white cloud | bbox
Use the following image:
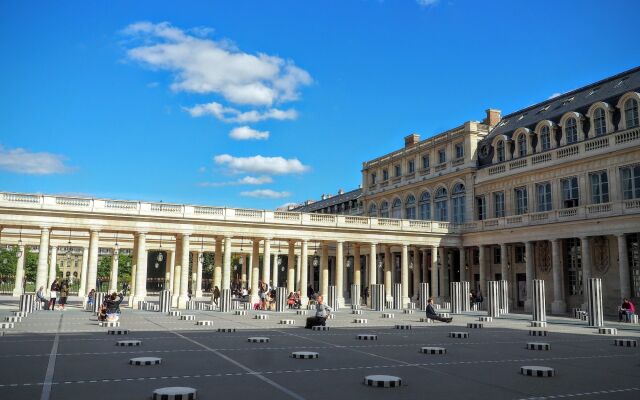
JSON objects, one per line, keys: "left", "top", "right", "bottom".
{"left": 548, "top": 92, "right": 562, "bottom": 99}
{"left": 184, "top": 101, "right": 297, "bottom": 123}
{"left": 417, "top": 0, "right": 439, "bottom": 6}
{"left": 198, "top": 175, "right": 273, "bottom": 187}
{"left": 214, "top": 154, "right": 310, "bottom": 175}
{"left": 122, "top": 21, "right": 312, "bottom": 106}
{"left": 240, "top": 189, "right": 291, "bottom": 199}
{"left": 0, "top": 144, "right": 72, "bottom": 175}
{"left": 229, "top": 126, "right": 269, "bottom": 140}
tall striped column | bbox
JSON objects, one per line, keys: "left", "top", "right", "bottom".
{"left": 587, "top": 278, "right": 603, "bottom": 327}
{"left": 392, "top": 283, "right": 402, "bottom": 310}
{"left": 219, "top": 288, "right": 232, "bottom": 313}
{"left": 419, "top": 283, "right": 429, "bottom": 311}
{"left": 276, "top": 287, "right": 287, "bottom": 312}
{"left": 93, "top": 292, "right": 105, "bottom": 314}
{"left": 450, "top": 282, "right": 462, "bottom": 314}
{"left": 351, "top": 284, "right": 361, "bottom": 307}
{"left": 327, "top": 285, "right": 338, "bottom": 310}
{"left": 499, "top": 280, "right": 509, "bottom": 314}
{"left": 20, "top": 294, "right": 34, "bottom": 313}
{"left": 461, "top": 281, "right": 471, "bottom": 312}
{"left": 371, "top": 283, "right": 385, "bottom": 311}
{"left": 532, "top": 279, "right": 546, "bottom": 325}
{"left": 159, "top": 290, "right": 171, "bottom": 313}
{"left": 487, "top": 281, "right": 500, "bottom": 317}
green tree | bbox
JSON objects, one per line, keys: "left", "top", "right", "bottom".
{"left": 0, "top": 246, "right": 18, "bottom": 276}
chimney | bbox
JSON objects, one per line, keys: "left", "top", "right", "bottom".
{"left": 338, "top": 188, "right": 344, "bottom": 195}
{"left": 321, "top": 194, "right": 326, "bottom": 200}
{"left": 484, "top": 109, "right": 502, "bottom": 127}
{"left": 404, "top": 133, "right": 420, "bottom": 148}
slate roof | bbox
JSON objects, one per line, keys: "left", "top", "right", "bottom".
{"left": 291, "top": 188, "right": 362, "bottom": 213}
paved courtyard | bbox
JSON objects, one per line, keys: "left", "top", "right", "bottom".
{"left": 1, "top": 299, "right": 639, "bottom": 400}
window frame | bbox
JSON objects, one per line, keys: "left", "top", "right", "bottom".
{"left": 493, "top": 191, "right": 505, "bottom": 218}
{"left": 536, "top": 182, "right": 552, "bottom": 212}
{"left": 514, "top": 186, "right": 528, "bottom": 215}
{"left": 589, "top": 170, "right": 609, "bottom": 204}
{"left": 560, "top": 176, "right": 579, "bottom": 208}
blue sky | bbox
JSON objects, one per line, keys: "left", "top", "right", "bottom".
{"left": 1, "top": 0, "right": 639, "bottom": 209}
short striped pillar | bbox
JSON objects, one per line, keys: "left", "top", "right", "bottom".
{"left": 531, "top": 279, "right": 546, "bottom": 325}
{"left": 371, "top": 284, "right": 385, "bottom": 311}
{"left": 449, "top": 282, "right": 462, "bottom": 314}
{"left": 392, "top": 283, "right": 402, "bottom": 310}
{"left": 276, "top": 287, "right": 287, "bottom": 312}
{"left": 499, "top": 280, "right": 509, "bottom": 314}
{"left": 219, "top": 288, "right": 232, "bottom": 313}
{"left": 159, "top": 290, "right": 171, "bottom": 313}
{"left": 351, "top": 284, "right": 361, "bottom": 307}
{"left": 461, "top": 281, "right": 471, "bottom": 312}
{"left": 587, "top": 278, "right": 603, "bottom": 327}
{"left": 327, "top": 285, "right": 338, "bottom": 310}
{"left": 487, "top": 281, "right": 500, "bottom": 317}
{"left": 419, "top": 283, "right": 429, "bottom": 311}
{"left": 19, "top": 294, "right": 34, "bottom": 313}
{"left": 93, "top": 292, "right": 105, "bottom": 313}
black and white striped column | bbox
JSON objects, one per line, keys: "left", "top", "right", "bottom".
{"left": 327, "top": 285, "right": 338, "bottom": 310}
{"left": 19, "top": 294, "right": 34, "bottom": 313}
{"left": 419, "top": 283, "right": 429, "bottom": 311}
{"left": 371, "top": 284, "right": 385, "bottom": 311}
{"left": 219, "top": 288, "right": 232, "bottom": 313}
{"left": 93, "top": 292, "right": 105, "bottom": 313}
{"left": 487, "top": 281, "right": 500, "bottom": 318}
{"left": 499, "top": 280, "right": 509, "bottom": 314}
{"left": 587, "top": 278, "right": 603, "bottom": 327}
{"left": 532, "top": 279, "right": 546, "bottom": 325}
{"left": 275, "top": 287, "right": 287, "bottom": 312}
{"left": 159, "top": 290, "right": 171, "bottom": 313}
{"left": 392, "top": 283, "right": 402, "bottom": 310}
{"left": 449, "top": 282, "right": 462, "bottom": 314}
{"left": 351, "top": 284, "right": 361, "bottom": 307}
{"left": 461, "top": 281, "right": 470, "bottom": 312}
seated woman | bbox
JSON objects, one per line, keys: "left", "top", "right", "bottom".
{"left": 287, "top": 292, "right": 296, "bottom": 309}
{"left": 104, "top": 292, "right": 124, "bottom": 322}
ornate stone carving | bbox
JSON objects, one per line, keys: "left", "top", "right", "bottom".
{"left": 535, "top": 241, "right": 551, "bottom": 273}
{"left": 592, "top": 236, "right": 610, "bottom": 276}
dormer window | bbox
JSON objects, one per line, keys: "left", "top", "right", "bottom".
{"left": 594, "top": 108, "right": 607, "bottom": 136}
{"left": 540, "top": 126, "right": 551, "bottom": 151}
{"left": 625, "top": 98, "right": 639, "bottom": 128}
{"left": 517, "top": 134, "right": 527, "bottom": 157}
{"left": 496, "top": 141, "right": 505, "bottom": 162}
{"left": 565, "top": 118, "right": 578, "bottom": 144}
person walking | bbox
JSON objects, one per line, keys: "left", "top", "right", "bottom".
{"left": 58, "top": 278, "right": 70, "bottom": 310}
{"left": 48, "top": 278, "right": 60, "bottom": 311}
{"left": 213, "top": 286, "right": 220, "bottom": 306}
{"left": 425, "top": 298, "right": 452, "bottom": 323}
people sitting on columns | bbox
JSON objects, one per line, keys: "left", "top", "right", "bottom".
{"left": 425, "top": 298, "right": 452, "bottom": 323}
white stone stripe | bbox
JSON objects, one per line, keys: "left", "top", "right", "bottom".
{"left": 532, "top": 279, "right": 546, "bottom": 324}
{"left": 39, "top": 314, "right": 62, "bottom": 400}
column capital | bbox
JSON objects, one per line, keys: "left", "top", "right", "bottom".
{"left": 40, "top": 226, "right": 51, "bottom": 232}
{"left": 89, "top": 228, "right": 101, "bottom": 233}
{"left": 616, "top": 232, "right": 627, "bottom": 238}
{"left": 335, "top": 240, "right": 344, "bottom": 244}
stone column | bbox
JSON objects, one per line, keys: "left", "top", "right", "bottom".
{"left": 247, "top": 253, "right": 253, "bottom": 290}
{"left": 35, "top": 227, "right": 50, "bottom": 294}
{"left": 262, "top": 238, "right": 271, "bottom": 286}
{"left": 222, "top": 236, "right": 232, "bottom": 290}
{"left": 300, "top": 240, "right": 309, "bottom": 306}
{"left": 167, "top": 250, "right": 175, "bottom": 294}
{"left": 412, "top": 247, "right": 420, "bottom": 300}
{"left": 459, "top": 246, "right": 466, "bottom": 282}
{"left": 213, "top": 238, "right": 222, "bottom": 290}
{"left": 295, "top": 252, "right": 301, "bottom": 290}
{"left": 272, "top": 252, "right": 279, "bottom": 288}
{"left": 581, "top": 236, "right": 591, "bottom": 309}
{"left": 194, "top": 250, "right": 203, "bottom": 297}
{"left": 439, "top": 247, "right": 447, "bottom": 300}
{"left": 422, "top": 249, "right": 429, "bottom": 287}
{"left": 478, "top": 245, "right": 487, "bottom": 300}
{"left": 12, "top": 244, "right": 26, "bottom": 296}
{"left": 320, "top": 242, "right": 329, "bottom": 296}
{"left": 524, "top": 241, "right": 534, "bottom": 312}
{"left": 48, "top": 246, "right": 58, "bottom": 291}
{"left": 383, "top": 245, "right": 392, "bottom": 301}
{"left": 87, "top": 230, "right": 100, "bottom": 293}
{"left": 78, "top": 246, "right": 89, "bottom": 296}
{"left": 551, "top": 239, "right": 566, "bottom": 314}
{"left": 172, "top": 237, "right": 181, "bottom": 308}
{"left": 353, "top": 244, "right": 361, "bottom": 287}
{"left": 287, "top": 240, "right": 296, "bottom": 294}
{"left": 336, "top": 240, "right": 344, "bottom": 307}
{"left": 241, "top": 254, "right": 248, "bottom": 288}
{"left": 617, "top": 233, "right": 630, "bottom": 299}
{"left": 130, "top": 235, "right": 138, "bottom": 296}
{"left": 430, "top": 247, "right": 438, "bottom": 298}
{"left": 368, "top": 243, "right": 377, "bottom": 305}
{"left": 133, "top": 232, "right": 147, "bottom": 305}
{"left": 500, "top": 243, "right": 508, "bottom": 281}
{"left": 401, "top": 244, "right": 410, "bottom": 307}
{"left": 178, "top": 234, "right": 190, "bottom": 308}
{"left": 250, "top": 238, "right": 260, "bottom": 305}
{"left": 109, "top": 249, "right": 119, "bottom": 293}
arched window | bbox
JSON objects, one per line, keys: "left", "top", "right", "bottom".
{"left": 565, "top": 118, "right": 578, "bottom": 144}
{"left": 391, "top": 198, "right": 402, "bottom": 219}
{"left": 451, "top": 183, "right": 465, "bottom": 223}
{"left": 435, "top": 187, "right": 448, "bottom": 222}
{"left": 540, "top": 126, "right": 551, "bottom": 151}
{"left": 368, "top": 203, "right": 377, "bottom": 217}
{"left": 419, "top": 191, "right": 431, "bottom": 220}
{"left": 594, "top": 108, "right": 607, "bottom": 136}
{"left": 496, "top": 141, "right": 505, "bottom": 162}
{"left": 380, "top": 201, "right": 389, "bottom": 218}
{"left": 517, "top": 134, "right": 527, "bottom": 157}
{"left": 405, "top": 194, "right": 416, "bottom": 220}
{"left": 625, "top": 98, "right": 639, "bottom": 128}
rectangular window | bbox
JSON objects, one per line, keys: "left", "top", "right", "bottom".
{"left": 561, "top": 176, "right": 579, "bottom": 208}
{"left": 408, "top": 160, "right": 415, "bottom": 173}
{"left": 515, "top": 245, "right": 525, "bottom": 263}
{"left": 371, "top": 173, "right": 377, "bottom": 185}
{"left": 621, "top": 164, "right": 640, "bottom": 200}
{"left": 590, "top": 171, "right": 609, "bottom": 204}
{"left": 438, "top": 149, "right": 446, "bottom": 164}
{"left": 382, "top": 169, "right": 388, "bottom": 181}
{"left": 476, "top": 196, "right": 486, "bottom": 220}
{"left": 455, "top": 142, "right": 464, "bottom": 159}
{"left": 494, "top": 191, "right": 505, "bottom": 218}
{"left": 422, "top": 155, "right": 430, "bottom": 169}
{"left": 394, "top": 165, "right": 401, "bottom": 177}
{"left": 515, "top": 187, "right": 528, "bottom": 215}
{"left": 536, "top": 182, "right": 552, "bottom": 212}
{"left": 493, "top": 246, "right": 501, "bottom": 264}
